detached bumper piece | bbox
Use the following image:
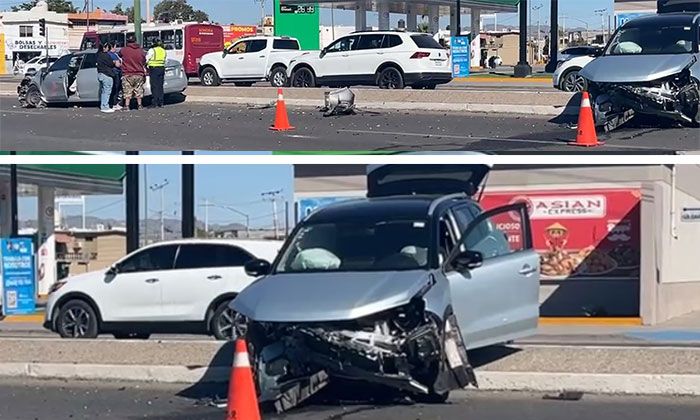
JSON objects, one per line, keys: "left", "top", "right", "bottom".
{"left": 590, "top": 70, "right": 700, "bottom": 132}
{"left": 250, "top": 311, "right": 476, "bottom": 413}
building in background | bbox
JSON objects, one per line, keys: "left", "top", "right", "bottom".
{"left": 55, "top": 229, "right": 126, "bottom": 277}
{"left": 67, "top": 8, "right": 128, "bottom": 50}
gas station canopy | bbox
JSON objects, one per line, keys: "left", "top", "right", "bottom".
{"left": 281, "top": 0, "right": 520, "bottom": 14}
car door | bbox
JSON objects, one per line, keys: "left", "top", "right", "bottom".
{"left": 353, "top": 34, "right": 386, "bottom": 78}
{"left": 243, "top": 39, "right": 270, "bottom": 78}
{"left": 316, "top": 35, "right": 359, "bottom": 79}
{"left": 445, "top": 202, "right": 540, "bottom": 350}
{"left": 220, "top": 40, "right": 251, "bottom": 78}
{"left": 40, "top": 54, "right": 72, "bottom": 102}
{"left": 75, "top": 53, "right": 99, "bottom": 102}
{"left": 98, "top": 244, "right": 179, "bottom": 322}
{"left": 160, "top": 243, "right": 256, "bottom": 321}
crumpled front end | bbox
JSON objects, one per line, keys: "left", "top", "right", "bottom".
{"left": 588, "top": 68, "right": 700, "bottom": 132}
{"left": 245, "top": 301, "right": 477, "bottom": 413}
{"left": 17, "top": 75, "right": 33, "bottom": 108}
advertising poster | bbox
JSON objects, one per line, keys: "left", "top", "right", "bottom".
{"left": 224, "top": 25, "right": 257, "bottom": 45}
{"left": 481, "top": 189, "right": 641, "bottom": 280}
{"left": 1, "top": 238, "right": 36, "bottom": 316}
{"left": 615, "top": 11, "right": 655, "bottom": 28}
{"left": 451, "top": 36, "right": 470, "bottom": 78}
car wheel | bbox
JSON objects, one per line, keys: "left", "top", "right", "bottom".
{"left": 113, "top": 332, "right": 151, "bottom": 340}
{"left": 212, "top": 300, "right": 243, "bottom": 341}
{"left": 561, "top": 69, "right": 587, "bottom": 93}
{"left": 291, "top": 67, "right": 316, "bottom": 88}
{"left": 25, "top": 85, "right": 46, "bottom": 108}
{"left": 377, "top": 67, "right": 404, "bottom": 89}
{"left": 200, "top": 68, "right": 220, "bottom": 87}
{"left": 56, "top": 300, "right": 98, "bottom": 339}
{"left": 269, "top": 67, "right": 288, "bottom": 88}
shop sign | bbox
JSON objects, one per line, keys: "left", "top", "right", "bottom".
{"left": 681, "top": 208, "right": 700, "bottom": 222}
{"left": 224, "top": 25, "right": 257, "bottom": 44}
{"left": 451, "top": 36, "right": 470, "bottom": 78}
{"left": 297, "top": 196, "right": 356, "bottom": 221}
{"left": 481, "top": 189, "right": 641, "bottom": 280}
{"left": 1, "top": 238, "right": 36, "bottom": 316}
{"left": 280, "top": 4, "right": 316, "bottom": 14}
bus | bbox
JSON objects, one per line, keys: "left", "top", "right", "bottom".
{"left": 80, "top": 22, "right": 224, "bottom": 77}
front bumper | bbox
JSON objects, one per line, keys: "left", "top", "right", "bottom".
{"left": 404, "top": 72, "right": 453, "bottom": 86}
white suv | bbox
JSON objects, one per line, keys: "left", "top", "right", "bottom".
{"left": 43, "top": 239, "right": 282, "bottom": 340}
{"left": 287, "top": 30, "right": 452, "bottom": 89}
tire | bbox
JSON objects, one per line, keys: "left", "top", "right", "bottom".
{"left": 200, "top": 67, "right": 220, "bottom": 87}
{"left": 425, "top": 84, "right": 437, "bottom": 90}
{"left": 113, "top": 332, "right": 151, "bottom": 340}
{"left": 290, "top": 67, "right": 316, "bottom": 88}
{"left": 234, "top": 82, "right": 254, "bottom": 87}
{"left": 269, "top": 66, "right": 288, "bottom": 88}
{"left": 377, "top": 66, "right": 404, "bottom": 89}
{"left": 560, "top": 68, "right": 587, "bottom": 93}
{"left": 211, "top": 300, "right": 241, "bottom": 341}
{"left": 25, "top": 85, "right": 46, "bottom": 108}
{"left": 56, "top": 299, "right": 99, "bottom": 339}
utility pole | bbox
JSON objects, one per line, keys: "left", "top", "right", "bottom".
{"left": 150, "top": 179, "right": 169, "bottom": 241}
{"left": 204, "top": 202, "right": 251, "bottom": 239}
{"left": 254, "top": 0, "right": 266, "bottom": 28}
{"left": 134, "top": 0, "right": 142, "bottom": 46}
{"left": 331, "top": 2, "right": 335, "bottom": 40}
{"left": 146, "top": 0, "right": 151, "bottom": 23}
{"left": 595, "top": 8, "right": 607, "bottom": 44}
{"left": 261, "top": 190, "right": 282, "bottom": 240}
{"left": 143, "top": 164, "right": 148, "bottom": 245}
{"left": 533, "top": 3, "right": 543, "bottom": 62}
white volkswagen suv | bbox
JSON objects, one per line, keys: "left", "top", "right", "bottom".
{"left": 43, "top": 239, "right": 282, "bottom": 340}
{"left": 287, "top": 30, "right": 452, "bottom": 89}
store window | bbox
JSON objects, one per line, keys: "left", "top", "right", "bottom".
{"left": 20, "top": 26, "right": 33, "bottom": 38}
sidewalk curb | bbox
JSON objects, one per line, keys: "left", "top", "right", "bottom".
{"left": 1, "top": 362, "right": 699, "bottom": 396}
{"left": 185, "top": 95, "right": 577, "bottom": 117}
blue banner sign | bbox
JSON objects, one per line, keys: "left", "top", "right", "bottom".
{"left": 616, "top": 12, "right": 654, "bottom": 28}
{"left": 451, "top": 36, "right": 471, "bottom": 78}
{"left": 1, "top": 238, "right": 36, "bottom": 316}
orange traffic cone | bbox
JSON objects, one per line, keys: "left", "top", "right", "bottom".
{"left": 269, "top": 88, "right": 294, "bottom": 131}
{"left": 570, "top": 91, "right": 604, "bottom": 147}
{"left": 225, "top": 339, "right": 261, "bottom": 420}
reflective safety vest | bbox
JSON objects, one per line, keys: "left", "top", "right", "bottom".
{"left": 148, "top": 47, "right": 166, "bottom": 68}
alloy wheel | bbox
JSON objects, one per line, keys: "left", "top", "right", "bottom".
{"left": 61, "top": 307, "right": 91, "bottom": 338}
{"left": 563, "top": 71, "right": 586, "bottom": 92}
{"left": 272, "top": 71, "right": 286, "bottom": 87}
{"left": 202, "top": 72, "right": 214, "bottom": 86}
{"left": 380, "top": 69, "right": 401, "bottom": 89}
{"left": 216, "top": 307, "right": 243, "bottom": 340}
{"left": 292, "top": 70, "right": 312, "bottom": 87}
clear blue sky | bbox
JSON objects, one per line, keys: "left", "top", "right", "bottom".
{"left": 1, "top": 0, "right": 616, "bottom": 28}
{"left": 19, "top": 157, "right": 294, "bottom": 229}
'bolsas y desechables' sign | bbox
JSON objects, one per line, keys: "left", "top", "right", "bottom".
{"left": 1, "top": 238, "right": 36, "bottom": 316}
{"left": 451, "top": 36, "right": 470, "bottom": 78}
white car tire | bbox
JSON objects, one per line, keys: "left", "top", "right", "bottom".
{"left": 200, "top": 67, "right": 221, "bottom": 87}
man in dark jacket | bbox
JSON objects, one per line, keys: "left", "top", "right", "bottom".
{"left": 119, "top": 35, "right": 147, "bottom": 110}
{"left": 96, "top": 43, "right": 116, "bottom": 113}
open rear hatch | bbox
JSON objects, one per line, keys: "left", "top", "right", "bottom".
{"left": 366, "top": 164, "right": 492, "bottom": 198}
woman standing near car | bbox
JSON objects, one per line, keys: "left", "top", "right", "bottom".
{"left": 96, "top": 43, "right": 117, "bottom": 113}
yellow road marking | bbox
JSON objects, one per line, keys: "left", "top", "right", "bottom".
{"left": 539, "top": 317, "right": 643, "bottom": 326}
{"left": 1, "top": 314, "right": 45, "bottom": 323}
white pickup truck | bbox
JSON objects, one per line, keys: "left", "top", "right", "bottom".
{"left": 198, "top": 36, "right": 301, "bottom": 88}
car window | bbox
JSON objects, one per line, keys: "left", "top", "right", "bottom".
{"left": 174, "top": 244, "right": 255, "bottom": 269}
{"left": 411, "top": 34, "right": 444, "bottom": 49}
{"left": 161, "top": 29, "right": 183, "bottom": 50}
{"left": 229, "top": 40, "right": 249, "bottom": 54}
{"left": 381, "top": 35, "right": 404, "bottom": 48}
{"left": 438, "top": 216, "right": 458, "bottom": 265}
{"left": 606, "top": 25, "right": 695, "bottom": 55}
{"left": 326, "top": 36, "right": 358, "bottom": 53}
{"left": 276, "top": 218, "right": 430, "bottom": 273}
{"left": 357, "top": 34, "right": 385, "bottom": 50}
{"left": 80, "top": 54, "right": 97, "bottom": 69}
{"left": 461, "top": 206, "right": 528, "bottom": 261}
{"left": 273, "top": 39, "right": 300, "bottom": 50}
{"left": 247, "top": 39, "right": 268, "bottom": 53}
{"left": 48, "top": 54, "right": 73, "bottom": 72}
{"left": 143, "top": 31, "right": 160, "bottom": 49}
{"left": 117, "top": 245, "right": 178, "bottom": 274}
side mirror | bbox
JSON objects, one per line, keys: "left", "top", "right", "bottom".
{"left": 320, "top": 48, "right": 327, "bottom": 59}
{"left": 244, "top": 259, "right": 271, "bottom": 277}
{"left": 222, "top": 50, "right": 228, "bottom": 58}
{"left": 451, "top": 250, "right": 484, "bottom": 272}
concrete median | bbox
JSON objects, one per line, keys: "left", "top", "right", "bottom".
{"left": 0, "top": 83, "right": 578, "bottom": 117}
{"left": 1, "top": 338, "right": 700, "bottom": 396}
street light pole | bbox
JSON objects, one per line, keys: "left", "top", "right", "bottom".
{"left": 533, "top": 4, "right": 543, "bottom": 62}
{"left": 262, "top": 190, "right": 282, "bottom": 240}
{"left": 134, "top": 0, "right": 142, "bottom": 46}
{"left": 150, "top": 179, "right": 169, "bottom": 241}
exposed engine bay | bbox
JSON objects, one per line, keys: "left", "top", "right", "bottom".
{"left": 589, "top": 69, "right": 700, "bottom": 132}
{"left": 244, "top": 302, "right": 477, "bottom": 413}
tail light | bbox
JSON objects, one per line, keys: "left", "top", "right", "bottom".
{"left": 187, "top": 53, "right": 193, "bottom": 69}
{"left": 410, "top": 51, "right": 431, "bottom": 59}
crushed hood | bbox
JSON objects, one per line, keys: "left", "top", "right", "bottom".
{"left": 581, "top": 54, "right": 697, "bottom": 83}
{"left": 231, "top": 270, "right": 432, "bottom": 322}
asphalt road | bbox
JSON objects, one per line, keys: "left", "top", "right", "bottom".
{"left": 1, "top": 100, "right": 697, "bottom": 153}
{"left": 0, "top": 378, "right": 698, "bottom": 420}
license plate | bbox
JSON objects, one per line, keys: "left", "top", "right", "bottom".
{"left": 434, "top": 61, "right": 444, "bottom": 66}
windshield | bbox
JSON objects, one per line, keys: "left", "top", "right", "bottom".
{"left": 606, "top": 25, "right": 696, "bottom": 55}
{"left": 276, "top": 219, "right": 430, "bottom": 273}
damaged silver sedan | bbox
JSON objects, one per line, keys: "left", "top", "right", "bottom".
{"left": 231, "top": 164, "right": 540, "bottom": 412}
{"left": 580, "top": 12, "right": 700, "bottom": 132}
